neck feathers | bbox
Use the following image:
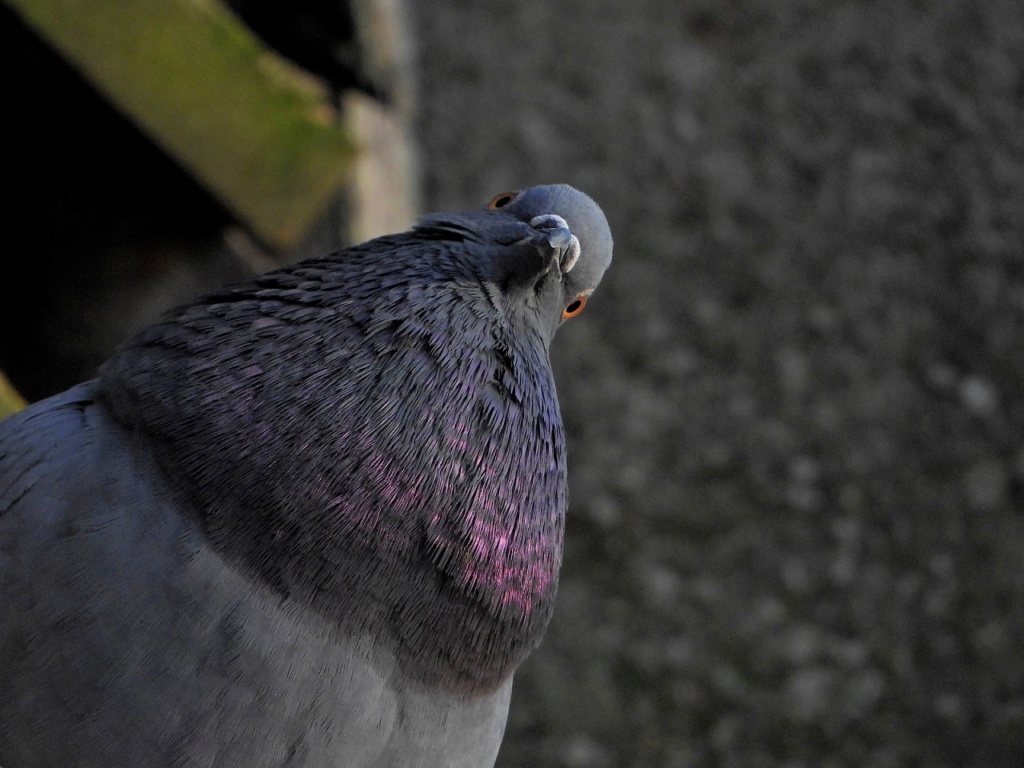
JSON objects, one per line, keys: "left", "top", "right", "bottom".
{"left": 100, "top": 239, "right": 567, "bottom": 693}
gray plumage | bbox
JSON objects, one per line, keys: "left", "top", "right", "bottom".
{"left": 0, "top": 184, "right": 612, "bottom": 767}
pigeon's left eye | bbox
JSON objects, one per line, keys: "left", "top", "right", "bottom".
{"left": 562, "top": 293, "right": 589, "bottom": 320}
{"left": 488, "top": 191, "right": 519, "bottom": 209}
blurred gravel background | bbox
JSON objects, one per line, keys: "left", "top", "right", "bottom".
{"left": 411, "top": 1, "right": 1024, "bottom": 766}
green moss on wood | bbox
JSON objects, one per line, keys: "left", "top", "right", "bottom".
{"left": 0, "top": 370, "right": 27, "bottom": 419}
{"left": 6, "top": 0, "right": 355, "bottom": 248}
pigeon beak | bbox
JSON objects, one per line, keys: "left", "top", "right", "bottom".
{"left": 558, "top": 236, "right": 581, "bottom": 274}
{"left": 528, "top": 214, "right": 581, "bottom": 279}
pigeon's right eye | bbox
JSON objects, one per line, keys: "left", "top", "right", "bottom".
{"left": 488, "top": 191, "right": 518, "bottom": 209}
{"left": 561, "top": 292, "right": 590, "bottom": 320}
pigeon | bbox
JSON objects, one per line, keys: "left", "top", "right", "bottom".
{"left": 0, "top": 184, "right": 613, "bottom": 767}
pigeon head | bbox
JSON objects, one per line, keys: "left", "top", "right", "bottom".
{"left": 417, "top": 183, "right": 613, "bottom": 340}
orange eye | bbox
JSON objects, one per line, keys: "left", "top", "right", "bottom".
{"left": 561, "top": 293, "right": 589, "bottom": 320}
{"left": 488, "top": 191, "right": 519, "bottom": 209}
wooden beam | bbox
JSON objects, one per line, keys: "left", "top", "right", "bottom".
{"left": 5, "top": 0, "right": 356, "bottom": 249}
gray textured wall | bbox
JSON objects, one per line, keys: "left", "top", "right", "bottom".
{"left": 413, "top": 2, "right": 1024, "bottom": 766}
